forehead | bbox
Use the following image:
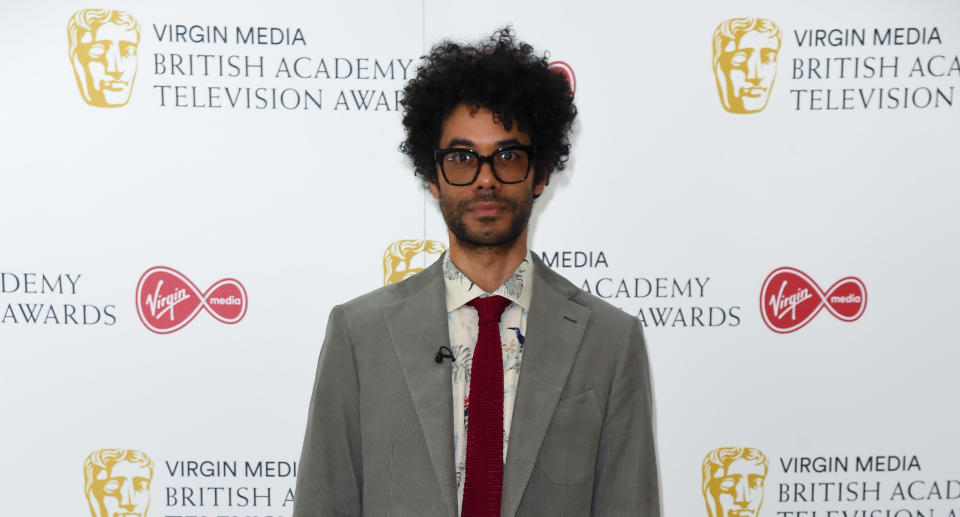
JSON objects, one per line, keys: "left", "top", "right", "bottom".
{"left": 439, "top": 104, "right": 530, "bottom": 145}
{"left": 91, "top": 22, "right": 138, "bottom": 43}
{"left": 719, "top": 458, "right": 766, "bottom": 477}
{"left": 101, "top": 460, "right": 151, "bottom": 479}
{"left": 734, "top": 30, "right": 779, "bottom": 51}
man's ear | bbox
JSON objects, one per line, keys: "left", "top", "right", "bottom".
{"left": 532, "top": 172, "right": 548, "bottom": 198}
{"left": 428, "top": 179, "right": 441, "bottom": 200}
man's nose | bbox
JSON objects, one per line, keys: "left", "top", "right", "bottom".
{"left": 105, "top": 45, "right": 122, "bottom": 79}
{"left": 734, "top": 480, "right": 749, "bottom": 507}
{"left": 119, "top": 482, "right": 135, "bottom": 510}
{"left": 745, "top": 53, "right": 762, "bottom": 84}
{"left": 473, "top": 159, "right": 501, "bottom": 189}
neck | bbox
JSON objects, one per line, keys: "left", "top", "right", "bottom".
{"left": 447, "top": 228, "right": 529, "bottom": 293}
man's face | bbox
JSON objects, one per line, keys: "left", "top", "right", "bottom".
{"left": 708, "top": 458, "right": 766, "bottom": 517}
{"left": 91, "top": 460, "right": 151, "bottom": 517}
{"left": 75, "top": 21, "right": 139, "bottom": 106}
{"left": 717, "top": 30, "right": 779, "bottom": 113}
{"left": 428, "top": 104, "right": 545, "bottom": 249}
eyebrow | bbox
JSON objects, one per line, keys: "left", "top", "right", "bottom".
{"left": 444, "top": 137, "right": 525, "bottom": 148}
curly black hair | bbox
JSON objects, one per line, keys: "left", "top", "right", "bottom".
{"left": 399, "top": 27, "right": 577, "bottom": 186}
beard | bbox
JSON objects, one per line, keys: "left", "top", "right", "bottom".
{"left": 439, "top": 189, "right": 533, "bottom": 250}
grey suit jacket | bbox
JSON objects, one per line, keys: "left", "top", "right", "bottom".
{"left": 292, "top": 254, "right": 660, "bottom": 516}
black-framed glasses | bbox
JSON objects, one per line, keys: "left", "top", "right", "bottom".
{"left": 434, "top": 145, "right": 534, "bottom": 186}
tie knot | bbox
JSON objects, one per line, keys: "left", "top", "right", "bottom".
{"left": 467, "top": 295, "right": 512, "bottom": 324}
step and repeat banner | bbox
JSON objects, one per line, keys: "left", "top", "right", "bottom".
{"left": 1, "top": 1, "right": 958, "bottom": 516}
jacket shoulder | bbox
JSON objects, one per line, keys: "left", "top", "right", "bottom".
{"left": 335, "top": 258, "right": 443, "bottom": 323}
{"left": 533, "top": 254, "right": 638, "bottom": 331}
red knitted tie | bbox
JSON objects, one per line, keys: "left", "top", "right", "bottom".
{"left": 462, "top": 295, "right": 512, "bottom": 517}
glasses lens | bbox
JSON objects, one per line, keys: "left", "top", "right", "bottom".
{"left": 441, "top": 150, "right": 478, "bottom": 184}
{"left": 493, "top": 148, "right": 530, "bottom": 183}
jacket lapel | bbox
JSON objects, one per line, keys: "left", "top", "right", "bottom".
{"left": 501, "top": 257, "right": 591, "bottom": 517}
{"left": 383, "top": 260, "right": 458, "bottom": 517}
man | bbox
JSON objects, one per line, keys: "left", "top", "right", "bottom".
{"left": 68, "top": 9, "right": 140, "bottom": 107}
{"left": 701, "top": 447, "right": 769, "bottom": 517}
{"left": 83, "top": 448, "right": 154, "bottom": 517}
{"left": 293, "top": 28, "right": 659, "bottom": 516}
{"left": 712, "top": 18, "right": 782, "bottom": 114}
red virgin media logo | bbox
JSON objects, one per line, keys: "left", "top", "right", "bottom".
{"left": 548, "top": 61, "right": 576, "bottom": 95}
{"left": 135, "top": 266, "right": 247, "bottom": 334}
{"left": 760, "top": 267, "right": 866, "bottom": 333}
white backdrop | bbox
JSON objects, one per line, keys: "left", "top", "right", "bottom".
{"left": 1, "top": 1, "right": 958, "bottom": 516}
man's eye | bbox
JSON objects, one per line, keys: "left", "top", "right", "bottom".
{"left": 762, "top": 50, "right": 778, "bottom": 64}
{"left": 719, "top": 478, "right": 735, "bottom": 491}
{"left": 88, "top": 43, "right": 106, "bottom": 59}
{"left": 121, "top": 43, "right": 138, "bottom": 58}
{"left": 135, "top": 479, "right": 150, "bottom": 491}
{"left": 497, "top": 150, "right": 518, "bottom": 161}
{"left": 103, "top": 480, "right": 121, "bottom": 493}
{"left": 730, "top": 51, "right": 748, "bottom": 67}
{"left": 750, "top": 476, "right": 765, "bottom": 489}
{"left": 446, "top": 152, "right": 474, "bottom": 164}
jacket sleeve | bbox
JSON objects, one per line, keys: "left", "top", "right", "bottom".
{"left": 591, "top": 318, "right": 661, "bottom": 516}
{"left": 292, "top": 305, "right": 363, "bottom": 517}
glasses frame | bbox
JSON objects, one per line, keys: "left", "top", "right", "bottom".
{"left": 433, "top": 145, "right": 535, "bottom": 186}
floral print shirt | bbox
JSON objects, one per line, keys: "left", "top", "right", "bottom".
{"left": 443, "top": 251, "right": 533, "bottom": 514}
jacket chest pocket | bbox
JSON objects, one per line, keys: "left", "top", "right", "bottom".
{"left": 538, "top": 388, "right": 603, "bottom": 485}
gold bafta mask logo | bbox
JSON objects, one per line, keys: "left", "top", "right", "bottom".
{"left": 383, "top": 239, "right": 447, "bottom": 285}
{"left": 84, "top": 449, "right": 154, "bottom": 517}
{"left": 713, "top": 18, "right": 782, "bottom": 113}
{"left": 702, "top": 447, "right": 769, "bottom": 517}
{"left": 68, "top": 9, "right": 141, "bottom": 107}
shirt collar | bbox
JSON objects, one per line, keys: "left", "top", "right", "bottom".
{"left": 442, "top": 250, "right": 534, "bottom": 312}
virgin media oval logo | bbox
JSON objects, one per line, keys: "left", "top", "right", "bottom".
{"left": 760, "top": 267, "right": 866, "bottom": 333}
{"left": 135, "top": 266, "right": 247, "bottom": 334}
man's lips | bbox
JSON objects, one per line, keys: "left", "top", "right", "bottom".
{"left": 740, "top": 86, "right": 766, "bottom": 98}
{"left": 100, "top": 80, "right": 129, "bottom": 91}
{"left": 468, "top": 202, "right": 505, "bottom": 216}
